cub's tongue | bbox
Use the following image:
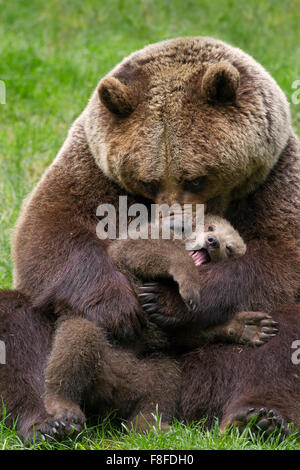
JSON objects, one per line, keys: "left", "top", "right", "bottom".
{"left": 189, "top": 249, "right": 210, "bottom": 267}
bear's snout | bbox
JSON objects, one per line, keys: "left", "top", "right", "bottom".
{"left": 205, "top": 235, "right": 219, "bottom": 250}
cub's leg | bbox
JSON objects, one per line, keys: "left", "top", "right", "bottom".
{"left": 108, "top": 237, "right": 202, "bottom": 310}
{"left": 43, "top": 318, "right": 180, "bottom": 438}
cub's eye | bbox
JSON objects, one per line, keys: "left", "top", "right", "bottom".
{"left": 139, "top": 181, "right": 157, "bottom": 196}
{"left": 207, "top": 226, "right": 214, "bottom": 232}
{"left": 226, "top": 246, "right": 233, "bottom": 256}
{"left": 184, "top": 176, "right": 206, "bottom": 193}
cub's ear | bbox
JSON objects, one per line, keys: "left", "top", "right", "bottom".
{"left": 201, "top": 61, "right": 240, "bottom": 103}
{"left": 98, "top": 77, "right": 136, "bottom": 116}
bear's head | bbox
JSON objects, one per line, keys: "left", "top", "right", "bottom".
{"left": 84, "top": 37, "right": 291, "bottom": 214}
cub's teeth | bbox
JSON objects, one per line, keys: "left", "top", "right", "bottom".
{"left": 192, "top": 252, "right": 202, "bottom": 263}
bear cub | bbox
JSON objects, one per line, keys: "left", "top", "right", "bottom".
{"left": 40, "top": 215, "right": 278, "bottom": 438}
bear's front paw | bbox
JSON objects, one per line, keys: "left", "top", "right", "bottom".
{"left": 138, "top": 282, "right": 190, "bottom": 328}
{"left": 99, "top": 271, "right": 145, "bottom": 341}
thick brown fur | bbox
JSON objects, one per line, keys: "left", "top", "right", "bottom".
{"left": 40, "top": 218, "right": 277, "bottom": 437}
{"left": 180, "top": 305, "right": 300, "bottom": 435}
{"left": 42, "top": 309, "right": 277, "bottom": 438}
{"left": 108, "top": 214, "right": 246, "bottom": 309}
{"left": 0, "top": 37, "right": 299, "bottom": 439}
{"left": 0, "top": 291, "right": 54, "bottom": 439}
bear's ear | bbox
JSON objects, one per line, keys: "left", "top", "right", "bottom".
{"left": 201, "top": 61, "right": 240, "bottom": 103}
{"left": 98, "top": 77, "right": 136, "bottom": 116}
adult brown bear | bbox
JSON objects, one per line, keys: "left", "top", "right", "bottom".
{"left": 0, "top": 37, "right": 299, "bottom": 440}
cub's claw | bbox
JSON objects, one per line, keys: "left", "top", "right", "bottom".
{"left": 187, "top": 299, "right": 197, "bottom": 312}
{"left": 230, "top": 311, "right": 279, "bottom": 347}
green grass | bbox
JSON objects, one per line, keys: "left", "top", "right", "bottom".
{"left": 0, "top": 0, "right": 300, "bottom": 450}
{"left": 0, "top": 409, "right": 299, "bottom": 451}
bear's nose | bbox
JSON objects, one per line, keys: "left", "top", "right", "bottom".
{"left": 205, "top": 235, "right": 219, "bottom": 249}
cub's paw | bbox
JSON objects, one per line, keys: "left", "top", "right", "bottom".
{"left": 221, "top": 407, "right": 291, "bottom": 438}
{"left": 178, "top": 279, "right": 201, "bottom": 314}
{"left": 227, "top": 311, "right": 278, "bottom": 346}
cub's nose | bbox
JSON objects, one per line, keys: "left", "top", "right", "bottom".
{"left": 205, "top": 235, "right": 220, "bottom": 249}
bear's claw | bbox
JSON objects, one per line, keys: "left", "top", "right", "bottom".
{"left": 32, "top": 411, "right": 86, "bottom": 441}
{"left": 222, "top": 406, "right": 291, "bottom": 437}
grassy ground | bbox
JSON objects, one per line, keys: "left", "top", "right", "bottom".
{"left": 1, "top": 410, "right": 300, "bottom": 450}
{"left": 0, "top": 0, "right": 300, "bottom": 450}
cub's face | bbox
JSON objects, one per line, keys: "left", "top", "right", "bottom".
{"left": 188, "top": 215, "right": 247, "bottom": 266}
{"left": 85, "top": 38, "right": 290, "bottom": 215}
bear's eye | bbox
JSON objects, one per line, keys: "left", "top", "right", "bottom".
{"left": 207, "top": 226, "right": 214, "bottom": 232}
{"left": 139, "top": 181, "right": 157, "bottom": 196}
{"left": 226, "top": 246, "right": 233, "bottom": 256}
{"left": 184, "top": 176, "right": 206, "bottom": 193}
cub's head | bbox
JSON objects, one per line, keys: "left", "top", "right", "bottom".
{"left": 85, "top": 37, "right": 290, "bottom": 214}
{"left": 187, "top": 214, "right": 247, "bottom": 266}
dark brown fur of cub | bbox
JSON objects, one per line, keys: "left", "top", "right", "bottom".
{"left": 42, "top": 218, "right": 277, "bottom": 436}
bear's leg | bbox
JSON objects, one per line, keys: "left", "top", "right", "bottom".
{"left": 43, "top": 317, "right": 103, "bottom": 437}
{"left": 43, "top": 317, "right": 180, "bottom": 438}
{"left": 103, "top": 343, "right": 180, "bottom": 433}
{"left": 123, "top": 355, "right": 181, "bottom": 433}
{"left": 220, "top": 389, "right": 297, "bottom": 436}
{"left": 180, "top": 304, "right": 300, "bottom": 437}
{"left": 0, "top": 290, "right": 54, "bottom": 442}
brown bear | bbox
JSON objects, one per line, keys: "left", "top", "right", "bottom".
{"left": 0, "top": 37, "right": 299, "bottom": 441}
{"left": 41, "top": 215, "right": 278, "bottom": 438}
{"left": 107, "top": 214, "right": 249, "bottom": 317}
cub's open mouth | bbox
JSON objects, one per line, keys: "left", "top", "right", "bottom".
{"left": 189, "top": 249, "right": 211, "bottom": 267}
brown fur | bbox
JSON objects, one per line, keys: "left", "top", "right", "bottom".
{"left": 42, "top": 309, "right": 277, "bottom": 437}
{"left": 98, "top": 77, "right": 137, "bottom": 117}
{"left": 180, "top": 305, "right": 300, "bottom": 434}
{"left": 0, "top": 37, "right": 299, "bottom": 439}
{"left": 201, "top": 61, "right": 240, "bottom": 103}
{"left": 108, "top": 214, "right": 247, "bottom": 310}
{"left": 40, "top": 217, "right": 277, "bottom": 436}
